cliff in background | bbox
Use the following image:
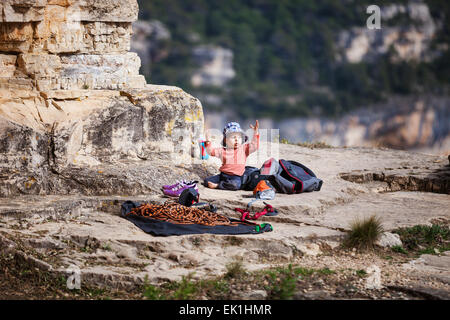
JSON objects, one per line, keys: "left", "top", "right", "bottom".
{"left": 134, "top": 0, "right": 450, "bottom": 153}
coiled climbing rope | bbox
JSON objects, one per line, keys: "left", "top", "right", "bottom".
{"left": 127, "top": 201, "right": 234, "bottom": 226}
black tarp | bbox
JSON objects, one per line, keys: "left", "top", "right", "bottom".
{"left": 121, "top": 201, "right": 273, "bottom": 236}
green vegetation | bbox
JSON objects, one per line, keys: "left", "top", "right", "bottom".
{"left": 316, "top": 267, "right": 336, "bottom": 275}
{"left": 392, "top": 224, "right": 450, "bottom": 255}
{"left": 142, "top": 274, "right": 233, "bottom": 300}
{"left": 266, "top": 264, "right": 297, "bottom": 300}
{"left": 355, "top": 269, "right": 367, "bottom": 277}
{"left": 142, "top": 276, "right": 166, "bottom": 299}
{"left": 1, "top": 248, "right": 387, "bottom": 300}
{"left": 391, "top": 245, "right": 408, "bottom": 254}
{"left": 171, "top": 275, "right": 199, "bottom": 299}
{"left": 343, "top": 215, "right": 384, "bottom": 250}
{"left": 101, "top": 242, "right": 112, "bottom": 251}
{"left": 137, "top": 0, "right": 450, "bottom": 120}
{"left": 224, "top": 259, "right": 246, "bottom": 279}
{"left": 264, "top": 265, "right": 336, "bottom": 299}
{"left": 141, "top": 263, "right": 341, "bottom": 300}
{"left": 143, "top": 274, "right": 200, "bottom": 300}
{"left": 292, "top": 266, "right": 315, "bottom": 277}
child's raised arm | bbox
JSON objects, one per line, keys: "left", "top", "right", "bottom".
{"left": 250, "top": 120, "right": 259, "bottom": 135}
{"left": 246, "top": 120, "right": 260, "bottom": 155}
{"left": 205, "top": 129, "right": 223, "bottom": 159}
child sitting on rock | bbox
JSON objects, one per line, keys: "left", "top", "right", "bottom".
{"left": 204, "top": 120, "right": 259, "bottom": 190}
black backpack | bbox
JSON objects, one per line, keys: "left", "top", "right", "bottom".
{"left": 242, "top": 159, "right": 323, "bottom": 194}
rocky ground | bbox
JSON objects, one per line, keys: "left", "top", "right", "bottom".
{"left": 0, "top": 143, "right": 449, "bottom": 300}
{"left": 1, "top": 0, "right": 448, "bottom": 301}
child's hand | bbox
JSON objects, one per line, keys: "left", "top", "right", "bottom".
{"left": 250, "top": 120, "right": 259, "bottom": 134}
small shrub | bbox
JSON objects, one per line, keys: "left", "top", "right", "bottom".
{"left": 263, "top": 270, "right": 278, "bottom": 280}
{"left": 343, "top": 215, "right": 384, "bottom": 250}
{"left": 143, "top": 285, "right": 164, "bottom": 300}
{"left": 224, "top": 259, "right": 246, "bottom": 279}
{"left": 143, "top": 276, "right": 165, "bottom": 300}
{"left": 197, "top": 279, "right": 230, "bottom": 299}
{"left": 172, "top": 275, "right": 198, "bottom": 300}
{"left": 393, "top": 224, "right": 449, "bottom": 253}
{"left": 267, "top": 264, "right": 297, "bottom": 300}
{"left": 212, "top": 280, "right": 230, "bottom": 294}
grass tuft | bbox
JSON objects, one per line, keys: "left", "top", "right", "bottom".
{"left": 224, "top": 259, "right": 246, "bottom": 279}
{"left": 343, "top": 215, "right": 384, "bottom": 250}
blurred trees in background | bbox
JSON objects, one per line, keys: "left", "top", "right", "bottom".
{"left": 138, "top": 0, "right": 449, "bottom": 120}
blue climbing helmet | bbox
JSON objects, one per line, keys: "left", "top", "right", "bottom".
{"left": 222, "top": 122, "right": 248, "bottom": 146}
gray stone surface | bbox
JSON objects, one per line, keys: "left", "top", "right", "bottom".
{"left": 376, "top": 232, "right": 403, "bottom": 248}
{"left": 0, "top": 86, "right": 204, "bottom": 197}
{"left": 0, "top": 143, "right": 449, "bottom": 289}
{"left": 0, "top": 0, "right": 449, "bottom": 295}
{"left": 402, "top": 252, "right": 450, "bottom": 284}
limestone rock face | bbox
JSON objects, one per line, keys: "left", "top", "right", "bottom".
{"left": 0, "top": 0, "right": 138, "bottom": 24}
{"left": 191, "top": 45, "right": 236, "bottom": 87}
{"left": 280, "top": 96, "right": 450, "bottom": 154}
{"left": 336, "top": 1, "right": 437, "bottom": 63}
{"left": 0, "top": 0, "right": 145, "bottom": 90}
{"left": 0, "top": 0, "right": 205, "bottom": 197}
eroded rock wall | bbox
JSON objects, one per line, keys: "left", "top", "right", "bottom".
{"left": 0, "top": 0, "right": 205, "bottom": 197}
{"left": 336, "top": 1, "right": 438, "bottom": 63}
{"left": 279, "top": 96, "right": 450, "bottom": 155}
{"left": 0, "top": 0, "right": 144, "bottom": 91}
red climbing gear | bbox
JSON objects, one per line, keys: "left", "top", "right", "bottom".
{"left": 235, "top": 202, "right": 278, "bottom": 221}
